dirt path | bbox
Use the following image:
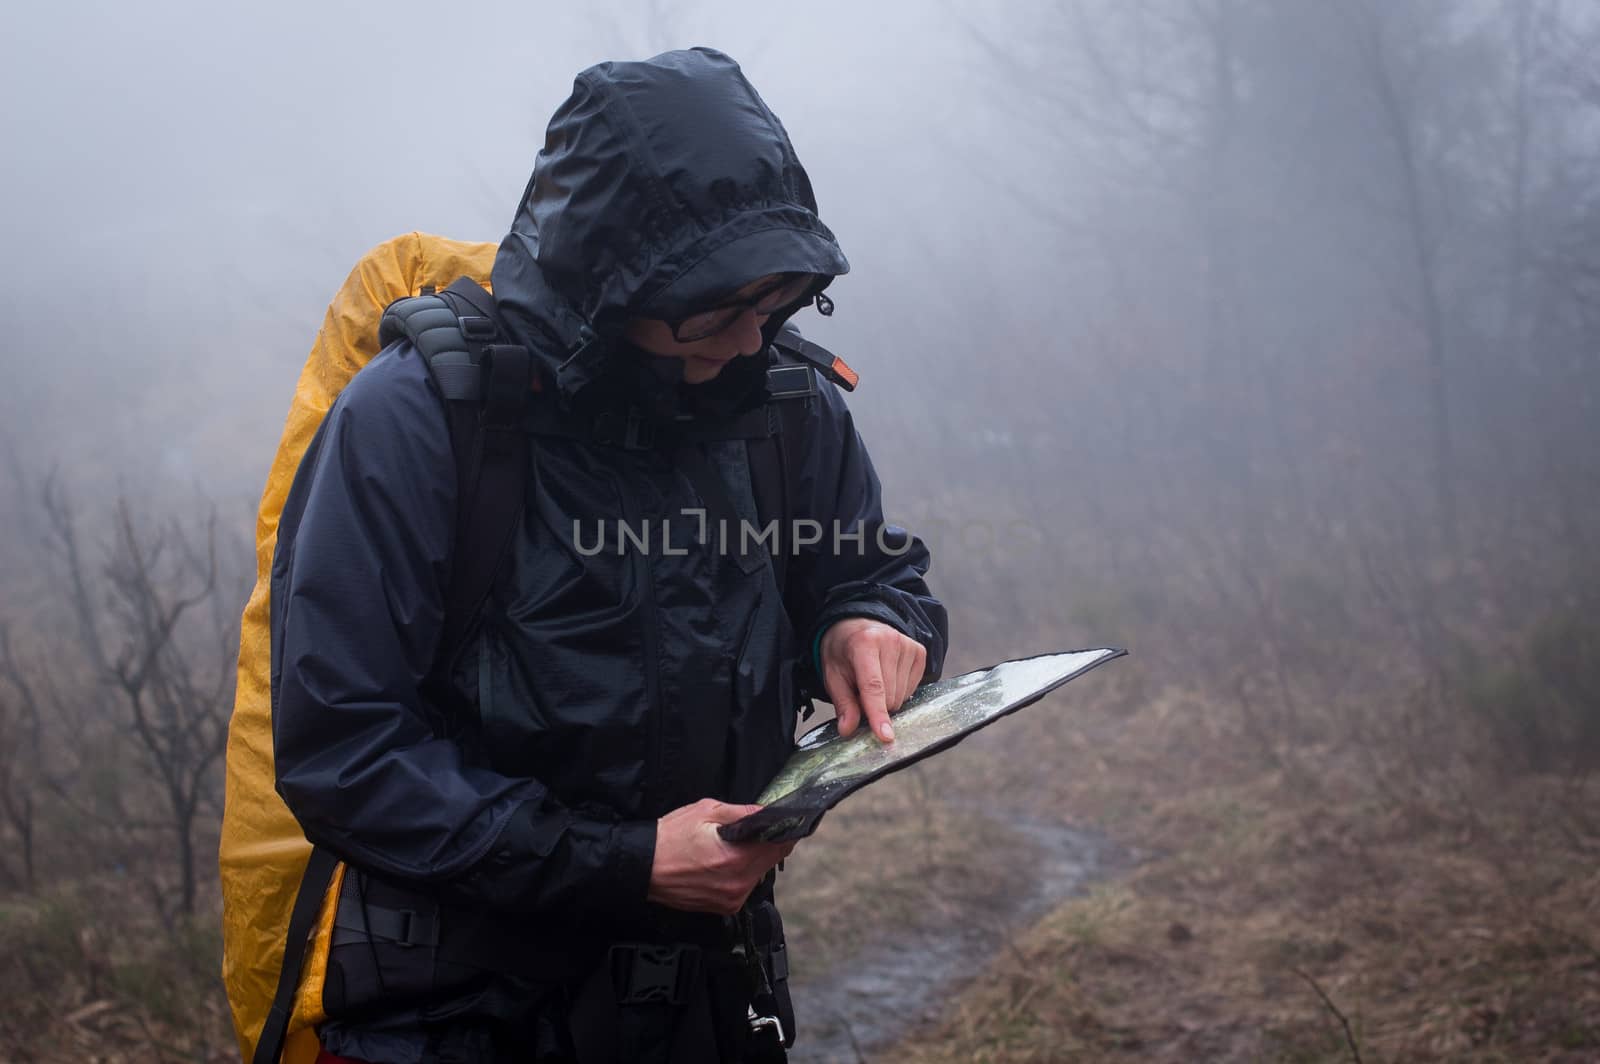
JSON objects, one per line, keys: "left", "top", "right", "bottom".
{"left": 786, "top": 809, "right": 1119, "bottom": 1062}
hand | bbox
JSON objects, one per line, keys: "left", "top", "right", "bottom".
{"left": 647, "top": 798, "right": 796, "bottom": 916}
{"left": 819, "top": 618, "right": 928, "bottom": 744}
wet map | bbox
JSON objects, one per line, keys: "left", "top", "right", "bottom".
{"left": 720, "top": 649, "right": 1125, "bottom": 843}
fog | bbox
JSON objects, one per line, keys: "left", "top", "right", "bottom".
{"left": 3, "top": 1, "right": 1599, "bottom": 1059}
{"left": 1, "top": 0, "right": 1012, "bottom": 491}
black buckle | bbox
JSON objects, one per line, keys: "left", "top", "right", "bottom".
{"left": 332, "top": 895, "right": 439, "bottom": 949}
{"left": 624, "top": 410, "right": 655, "bottom": 450}
{"left": 459, "top": 314, "right": 496, "bottom": 341}
{"left": 390, "top": 909, "right": 425, "bottom": 948}
{"left": 609, "top": 943, "right": 700, "bottom": 1006}
{"left": 591, "top": 409, "right": 655, "bottom": 450}
{"left": 480, "top": 344, "right": 530, "bottom": 428}
{"left": 766, "top": 364, "right": 815, "bottom": 401}
{"left": 766, "top": 941, "right": 788, "bottom": 983}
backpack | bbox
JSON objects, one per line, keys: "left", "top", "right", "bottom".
{"left": 220, "top": 232, "right": 854, "bottom": 1063}
{"left": 221, "top": 232, "right": 515, "bottom": 1064}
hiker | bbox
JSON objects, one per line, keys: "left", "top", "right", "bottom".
{"left": 266, "top": 48, "right": 947, "bottom": 1063}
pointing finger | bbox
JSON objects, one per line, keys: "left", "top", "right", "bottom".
{"left": 850, "top": 640, "right": 893, "bottom": 743}
{"left": 829, "top": 661, "right": 863, "bottom": 738}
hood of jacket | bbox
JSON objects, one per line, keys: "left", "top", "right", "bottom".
{"left": 490, "top": 47, "right": 849, "bottom": 408}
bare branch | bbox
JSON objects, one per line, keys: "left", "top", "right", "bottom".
{"left": 1292, "top": 966, "right": 1365, "bottom": 1064}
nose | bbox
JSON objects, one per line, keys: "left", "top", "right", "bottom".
{"left": 730, "top": 307, "right": 767, "bottom": 357}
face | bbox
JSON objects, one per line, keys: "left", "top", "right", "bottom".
{"left": 624, "top": 273, "right": 786, "bottom": 384}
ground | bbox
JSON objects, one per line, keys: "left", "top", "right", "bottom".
{"left": 3, "top": 668, "right": 1597, "bottom": 1063}
{"left": 864, "top": 675, "right": 1600, "bottom": 1064}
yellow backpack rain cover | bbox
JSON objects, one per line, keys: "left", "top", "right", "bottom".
{"left": 220, "top": 233, "right": 497, "bottom": 1064}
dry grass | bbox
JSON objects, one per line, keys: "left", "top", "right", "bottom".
{"left": 0, "top": 880, "right": 236, "bottom": 1063}
{"left": 882, "top": 678, "right": 1600, "bottom": 1063}
{"left": 5, "top": 666, "right": 1597, "bottom": 1063}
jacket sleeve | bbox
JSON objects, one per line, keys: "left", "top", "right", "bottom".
{"left": 783, "top": 376, "right": 950, "bottom": 688}
{"left": 269, "top": 344, "right": 655, "bottom": 914}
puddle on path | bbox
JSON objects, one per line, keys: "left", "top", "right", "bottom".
{"left": 786, "top": 813, "right": 1116, "bottom": 1063}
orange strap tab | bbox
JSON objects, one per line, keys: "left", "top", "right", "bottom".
{"left": 829, "top": 356, "right": 860, "bottom": 390}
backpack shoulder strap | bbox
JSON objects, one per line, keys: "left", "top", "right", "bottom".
{"left": 382, "top": 277, "right": 533, "bottom": 670}
{"left": 770, "top": 322, "right": 858, "bottom": 392}
{"left": 250, "top": 846, "right": 338, "bottom": 1064}
{"left": 749, "top": 328, "right": 855, "bottom": 601}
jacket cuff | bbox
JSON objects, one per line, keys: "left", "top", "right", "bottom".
{"left": 604, "top": 818, "right": 658, "bottom": 909}
{"left": 449, "top": 801, "right": 656, "bottom": 915}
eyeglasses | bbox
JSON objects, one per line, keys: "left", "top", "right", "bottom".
{"left": 667, "top": 273, "right": 818, "bottom": 343}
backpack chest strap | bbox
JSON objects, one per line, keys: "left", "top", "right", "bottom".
{"left": 520, "top": 367, "right": 813, "bottom": 449}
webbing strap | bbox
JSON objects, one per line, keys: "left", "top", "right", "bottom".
{"left": 332, "top": 893, "right": 438, "bottom": 948}
{"left": 773, "top": 324, "right": 856, "bottom": 391}
{"left": 567, "top": 940, "right": 755, "bottom": 1064}
{"left": 251, "top": 846, "right": 338, "bottom": 1064}
{"left": 428, "top": 279, "right": 531, "bottom": 670}
{"left": 436, "top": 407, "right": 526, "bottom": 670}
{"left": 748, "top": 403, "right": 792, "bottom": 596}
{"left": 750, "top": 898, "right": 796, "bottom": 1049}
{"left": 519, "top": 398, "right": 776, "bottom": 447}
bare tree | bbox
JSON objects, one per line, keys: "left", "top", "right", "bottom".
{"left": 41, "top": 482, "right": 239, "bottom": 917}
{"left": 0, "top": 627, "right": 44, "bottom": 892}
{"left": 1338, "top": 0, "right": 1463, "bottom": 561}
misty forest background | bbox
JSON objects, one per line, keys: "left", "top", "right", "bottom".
{"left": 2, "top": 1, "right": 1598, "bottom": 1061}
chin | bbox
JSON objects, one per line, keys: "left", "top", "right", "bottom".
{"left": 686, "top": 358, "right": 732, "bottom": 384}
